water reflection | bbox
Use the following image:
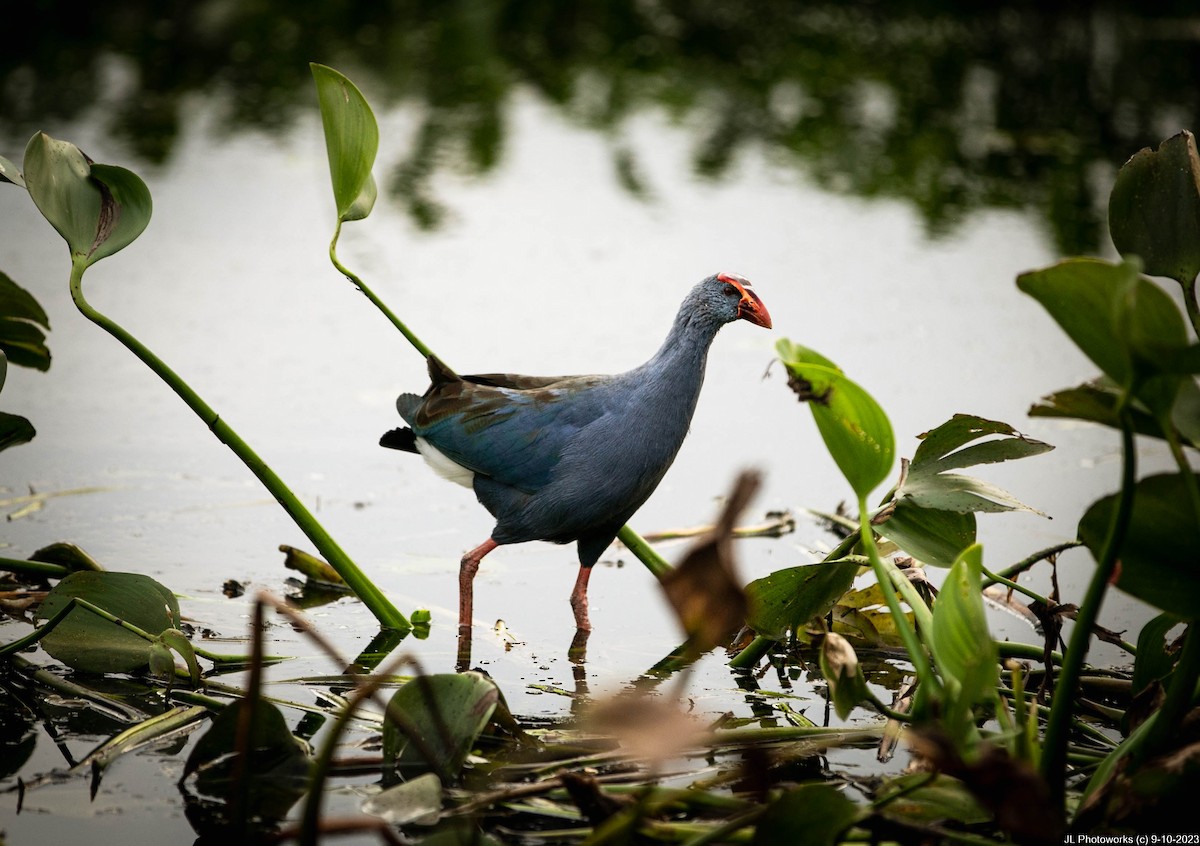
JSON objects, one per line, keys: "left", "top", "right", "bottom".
{"left": 5, "top": 2, "right": 1197, "bottom": 252}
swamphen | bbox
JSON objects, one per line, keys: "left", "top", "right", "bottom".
{"left": 381, "top": 272, "right": 772, "bottom": 632}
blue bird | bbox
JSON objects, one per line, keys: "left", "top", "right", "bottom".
{"left": 381, "top": 272, "right": 772, "bottom": 632}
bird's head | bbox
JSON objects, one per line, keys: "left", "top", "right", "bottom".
{"left": 705, "top": 272, "right": 772, "bottom": 329}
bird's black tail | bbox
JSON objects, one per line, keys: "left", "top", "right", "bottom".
{"left": 380, "top": 427, "right": 418, "bottom": 453}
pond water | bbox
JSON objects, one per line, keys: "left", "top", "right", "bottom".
{"left": 2, "top": 5, "right": 1196, "bottom": 841}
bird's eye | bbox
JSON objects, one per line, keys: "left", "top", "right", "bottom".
{"left": 722, "top": 284, "right": 740, "bottom": 298}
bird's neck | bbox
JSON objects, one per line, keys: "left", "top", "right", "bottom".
{"left": 635, "top": 305, "right": 723, "bottom": 402}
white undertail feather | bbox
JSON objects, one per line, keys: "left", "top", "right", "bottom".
{"left": 415, "top": 437, "right": 475, "bottom": 488}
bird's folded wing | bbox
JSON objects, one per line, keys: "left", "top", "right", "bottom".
{"left": 406, "top": 374, "right": 613, "bottom": 494}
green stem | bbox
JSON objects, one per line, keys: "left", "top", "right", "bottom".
{"left": 329, "top": 221, "right": 432, "bottom": 359}
{"left": 857, "top": 495, "right": 936, "bottom": 688}
{"left": 1160, "top": 415, "right": 1200, "bottom": 531}
{"left": 0, "top": 556, "right": 72, "bottom": 579}
{"left": 983, "top": 540, "right": 1083, "bottom": 588}
{"left": 1040, "top": 403, "right": 1137, "bottom": 804}
{"left": 617, "top": 524, "right": 673, "bottom": 579}
{"left": 981, "top": 564, "right": 1050, "bottom": 606}
{"left": 68, "top": 258, "right": 409, "bottom": 632}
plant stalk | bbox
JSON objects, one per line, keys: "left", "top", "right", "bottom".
{"left": 1135, "top": 622, "right": 1200, "bottom": 764}
{"left": 1040, "top": 404, "right": 1137, "bottom": 803}
{"left": 68, "top": 258, "right": 409, "bottom": 631}
{"left": 330, "top": 221, "right": 433, "bottom": 359}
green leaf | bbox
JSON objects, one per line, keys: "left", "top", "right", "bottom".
{"left": 0, "top": 271, "right": 51, "bottom": 372}
{"left": 1018, "top": 258, "right": 1189, "bottom": 414}
{"left": 23, "top": 133, "right": 151, "bottom": 267}
{"left": 1029, "top": 379, "right": 1200, "bottom": 449}
{"left": 928, "top": 544, "right": 999, "bottom": 742}
{"left": 362, "top": 772, "right": 443, "bottom": 826}
{"left": 0, "top": 154, "right": 24, "bottom": 187}
{"left": 159, "top": 628, "right": 202, "bottom": 687}
{"left": 30, "top": 541, "right": 104, "bottom": 572}
{"left": 752, "top": 782, "right": 864, "bottom": 846}
{"left": 87, "top": 163, "right": 153, "bottom": 265}
{"left": 1131, "top": 612, "right": 1182, "bottom": 697}
{"left": 894, "top": 414, "right": 1052, "bottom": 518}
{"left": 875, "top": 773, "right": 992, "bottom": 825}
{"left": 1109, "top": 130, "right": 1200, "bottom": 286}
{"left": 23, "top": 132, "right": 99, "bottom": 258}
{"left": 777, "top": 339, "right": 894, "bottom": 499}
{"left": 0, "top": 410, "right": 35, "bottom": 453}
{"left": 1079, "top": 473, "right": 1200, "bottom": 619}
{"left": 877, "top": 499, "right": 976, "bottom": 567}
{"left": 35, "top": 571, "right": 180, "bottom": 673}
{"left": 382, "top": 672, "right": 499, "bottom": 778}
{"left": 311, "top": 63, "right": 380, "bottom": 222}
{"left": 184, "top": 699, "right": 310, "bottom": 822}
{"left": 745, "top": 560, "right": 861, "bottom": 639}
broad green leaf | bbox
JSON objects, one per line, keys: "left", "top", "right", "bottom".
{"left": 1109, "top": 130, "right": 1200, "bottom": 286}
{"left": 383, "top": 672, "right": 499, "bottom": 778}
{"left": 745, "top": 560, "right": 861, "bottom": 639}
{"left": 929, "top": 544, "right": 999, "bottom": 742}
{"left": 30, "top": 541, "right": 104, "bottom": 572}
{"left": 0, "top": 154, "right": 24, "bottom": 187}
{"left": 877, "top": 499, "right": 976, "bottom": 567}
{"left": 23, "top": 133, "right": 151, "bottom": 267}
{"left": 36, "top": 571, "right": 180, "bottom": 672}
{"left": 1018, "top": 258, "right": 1189, "bottom": 414}
{"left": 819, "top": 632, "right": 871, "bottom": 720}
{"left": 311, "top": 63, "right": 380, "bottom": 222}
{"left": 752, "top": 782, "right": 864, "bottom": 846}
{"left": 875, "top": 773, "right": 992, "bottom": 825}
{"left": 1131, "top": 612, "right": 1182, "bottom": 697}
{"left": 24, "top": 132, "right": 98, "bottom": 258}
{"left": 777, "top": 339, "right": 894, "bottom": 498}
{"left": 894, "top": 414, "right": 1051, "bottom": 519}
{"left": 0, "top": 411, "right": 35, "bottom": 453}
{"left": 184, "top": 699, "right": 310, "bottom": 822}
{"left": 1079, "top": 473, "right": 1200, "bottom": 619}
{"left": 87, "top": 163, "right": 152, "bottom": 265}
{"left": 362, "top": 772, "right": 443, "bottom": 825}
{"left": 1029, "top": 379, "right": 1200, "bottom": 449}
{"left": 0, "top": 272, "right": 51, "bottom": 372}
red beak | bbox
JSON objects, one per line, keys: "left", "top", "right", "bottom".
{"left": 737, "top": 288, "right": 772, "bottom": 329}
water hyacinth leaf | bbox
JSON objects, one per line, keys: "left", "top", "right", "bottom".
{"left": 23, "top": 132, "right": 98, "bottom": 258}
{"left": 184, "top": 699, "right": 310, "bottom": 821}
{"left": 0, "top": 154, "right": 24, "bottom": 187}
{"left": 929, "top": 544, "right": 999, "bottom": 739}
{"left": 23, "top": 133, "right": 151, "bottom": 266}
{"left": 819, "top": 632, "right": 871, "bottom": 720}
{"left": 777, "top": 339, "right": 894, "bottom": 499}
{"left": 1029, "top": 379, "right": 1200, "bottom": 448}
{"left": 1109, "top": 130, "right": 1200, "bottom": 286}
{"left": 877, "top": 499, "right": 976, "bottom": 567}
{"left": 875, "top": 773, "right": 992, "bottom": 825}
{"left": 893, "top": 415, "right": 1051, "bottom": 517}
{"left": 362, "top": 772, "right": 443, "bottom": 826}
{"left": 0, "top": 271, "right": 51, "bottom": 371}
{"left": 1018, "top": 258, "right": 1189, "bottom": 413}
{"left": 35, "top": 571, "right": 179, "bottom": 673}
{"left": 383, "top": 672, "right": 499, "bottom": 777}
{"left": 752, "top": 782, "right": 864, "bottom": 846}
{"left": 0, "top": 411, "right": 34, "bottom": 453}
{"left": 1131, "top": 612, "right": 1182, "bottom": 697}
{"left": 86, "top": 163, "right": 152, "bottom": 265}
{"left": 311, "top": 63, "right": 380, "bottom": 222}
{"left": 745, "top": 560, "right": 860, "bottom": 639}
{"left": 31, "top": 541, "right": 104, "bottom": 572}
{"left": 159, "top": 628, "right": 202, "bottom": 686}
{"left": 1079, "top": 473, "right": 1200, "bottom": 619}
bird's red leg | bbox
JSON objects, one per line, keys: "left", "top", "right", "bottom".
{"left": 459, "top": 538, "right": 498, "bottom": 631}
{"left": 569, "top": 564, "right": 594, "bottom": 632}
